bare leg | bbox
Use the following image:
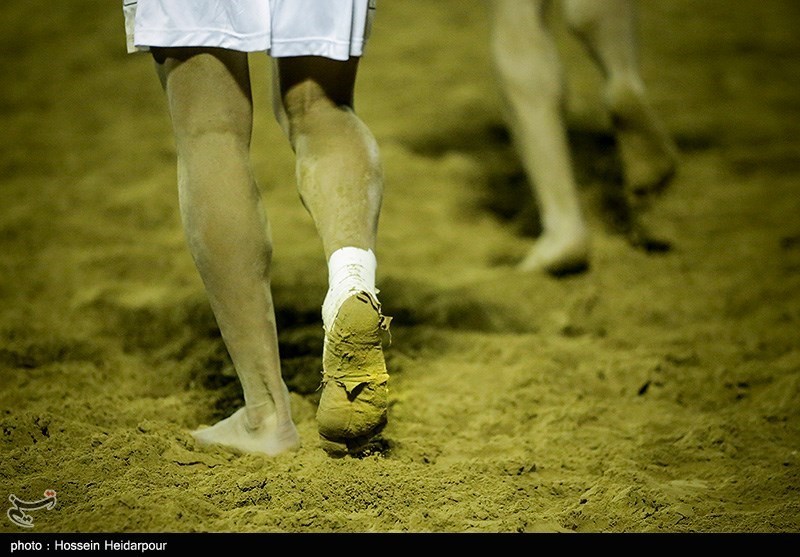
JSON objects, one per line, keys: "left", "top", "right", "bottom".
{"left": 563, "top": 0, "right": 678, "bottom": 227}
{"left": 490, "top": 0, "right": 590, "bottom": 275}
{"left": 153, "top": 47, "right": 299, "bottom": 457}
{"left": 274, "top": 56, "right": 389, "bottom": 455}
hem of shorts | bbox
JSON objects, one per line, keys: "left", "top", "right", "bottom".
{"left": 270, "top": 39, "right": 365, "bottom": 61}
{"left": 129, "top": 31, "right": 365, "bottom": 60}
{"left": 131, "top": 29, "right": 272, "bottom": 53}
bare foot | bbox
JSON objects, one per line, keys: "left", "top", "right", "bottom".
{"left": 625, "top": 209, "right": 672, "bottom": 253}
{"left": 608, "top": 83, "right": 679, "bottom": 197}
{"left": 316, "top": 291, "right": 390, "bottom": 457}
{"left": 517, "top": 224, "right": 590, "bottom": 276}
{"left": 192, "top": 407, "right": 300, "bottom": 457}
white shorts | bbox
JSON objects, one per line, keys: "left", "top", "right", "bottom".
{"left": 122, "top": 0, "right": 376, "bottom": 61}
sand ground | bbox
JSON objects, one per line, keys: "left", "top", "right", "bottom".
{"left": 1, "top": 0, "right": 799, "bottom": 533}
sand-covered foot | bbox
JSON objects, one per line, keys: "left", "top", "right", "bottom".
{"left": 517, "top": 225, "right": 590, "bottom": 276}
{"left": 192, "top": 407, "right": 300, "bottom": 457}
{"left": 317, "top": 291, "right": 390, "bottom": 457}
{"left": 608, "top": 84, "right": 679, "bottom": 197}
{"left": 625, "top": 211, "right": 672, "bottom": 253}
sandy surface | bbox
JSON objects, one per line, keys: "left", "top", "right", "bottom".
{"left": 1, "top": 0, "right": 799, "bottom": 534}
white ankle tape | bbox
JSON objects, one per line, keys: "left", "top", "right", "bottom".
{"left": 322, "top": 247, "right": 377, "bottom": 331}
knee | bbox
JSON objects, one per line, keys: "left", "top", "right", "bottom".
{"left": 562, "top": 0, "right": 599, "bottom": 40}
{"left": 173, "top": 116, "right": 252, "bottom": 162}
{"left": 490, "top": 5, "right": 563, "bottom": 102}
{"left": 279, "top": 80, "right": 341, "bottom": 140}
{"left": 492, "top": 39, "right": 564, "bottom": 107}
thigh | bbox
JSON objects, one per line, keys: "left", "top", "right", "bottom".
{"left": 153, "top": 47, "right": 254, "bottom": 139}
{"left": 491, "top": 0, "right": 549, "bottom": 34}
{"left": 276, "top": 55, "right": 360, "bottom": 110}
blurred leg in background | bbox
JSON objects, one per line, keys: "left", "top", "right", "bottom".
{"left": 489, "top": 0, "right": 679, "bottom": 273}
